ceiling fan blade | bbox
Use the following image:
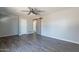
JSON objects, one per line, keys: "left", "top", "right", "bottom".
{"left": 28, "top": 7, "right": 34, "bottom": 11}
{"left": 34, "top": 8, "right": 44, "bottom": 12}
{"left": 22, "top": 10, "right": 29, "bottom": 12}
{"left": 27, "top": 11, "right": 31, "bottom": 15}
{"left": 21, "top": 7, "right": 45, "bottom": 15}
{"left": 34, "top": 8, "right": 38, "bottom": 12}
{"left": 34, "top": 12, "right": 40, "bottom": 15}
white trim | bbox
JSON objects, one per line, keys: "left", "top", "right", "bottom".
{"left": 0, "top": 34, "right": 18, "bottom": 37}
{"left": 41, "top": 34, "right": 79, "bottom": 44}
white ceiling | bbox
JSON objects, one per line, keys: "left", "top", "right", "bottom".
{"left": 0, "top": 7, "right": 71, "bottom": 16}
{"left": 8, "top": 7, "right": 68, "bottom": 15}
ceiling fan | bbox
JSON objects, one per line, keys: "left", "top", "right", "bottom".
{"left": 21, "top": 7, "right": 44, "bottom": 15}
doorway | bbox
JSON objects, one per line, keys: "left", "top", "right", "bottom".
{"left": 33, "top": 17, "right": 42, "bottom": 35}
{"left": 33, "top": 19, "right": 37, "bottom": 33}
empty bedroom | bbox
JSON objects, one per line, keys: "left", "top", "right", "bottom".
{"left": 0, "top": 7, "right": 79, "bottom": 52}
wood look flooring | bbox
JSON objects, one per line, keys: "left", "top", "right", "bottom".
{"left": 0, "top": 34, "right": 79, "bottom": 52}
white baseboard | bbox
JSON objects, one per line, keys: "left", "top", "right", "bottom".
{"left": 41, "top": 34, "right": 79, "bottom": 44}
{"left": 0, "top": 34, "right": 18, "bottom": 37}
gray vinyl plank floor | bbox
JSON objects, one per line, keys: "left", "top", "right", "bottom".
{"left": 0, "top": 34, "right": 79, "bottom": 52}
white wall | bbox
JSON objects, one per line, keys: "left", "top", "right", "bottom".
{"left": 36, "top": 19, "right": 41, "bottom": 34}
{"left": 19, "top": 16, "right": 34, "bottom": 35}
{"left": 0, "top": 15, "right": 32, "bottom": 36}
{"left": 19, "top": 15, "right": 37, "bottom": 35}
{"left": 27, "top": 17, "right": 33, "bottom": 34}
{"left": 41, "top": 8, "right": 79, "bottom": 44}
{"left": 0, "top": 16, "right": 19, "bottom": 37}
{"left": 19, "top": 17, "right": 27, "bottom": 35}
{"left": 26, "top": 16, "right": 42, "bottom": 34}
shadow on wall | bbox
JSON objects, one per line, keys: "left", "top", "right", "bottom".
{"left": 0, "top": 13, "right": 8, "bottom": 19}
{"left": 0, "top": 16, "right": 19, "bottom": 37}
